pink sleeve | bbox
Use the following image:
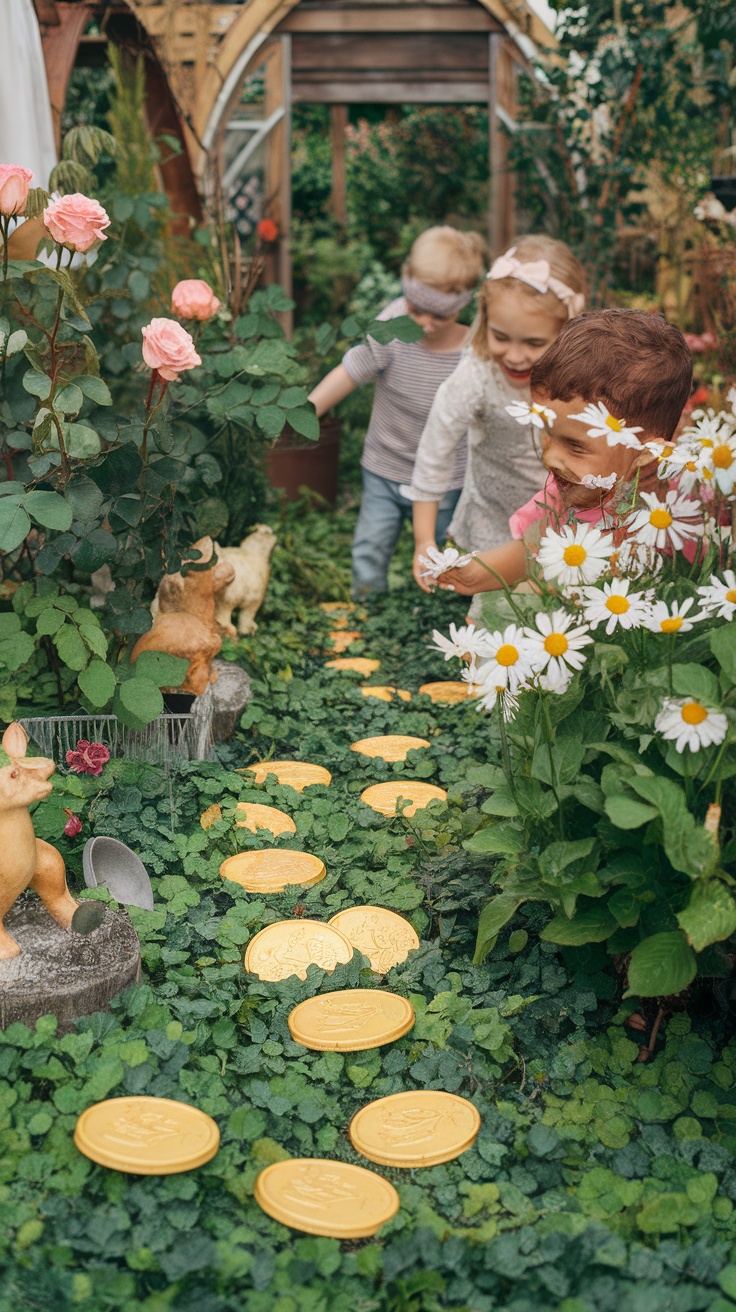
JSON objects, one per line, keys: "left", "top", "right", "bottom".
{"left": 509, "top": 490, "right": 546, "bottom": 541}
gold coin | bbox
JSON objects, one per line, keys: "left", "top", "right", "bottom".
{"left": 74, "top": 1096, "right": 219, "bottom": 1175}
{"left": 328, "top": 906, "right": 419, "bottom": 973}
{"left": 350, "top": 734, "right": 430, "bottom": 762}
{"left": 235, "top": 802, "right": 296, "bottom": 836}
{"left": 349, "top": 1091, "right": 481, "bottom": 1168}
{"left": 288, "top": 989, "right": 415, "bottom": 1051}
{"left": 254, "top": 1158, "right": 399, "bottom": 1238}
{"left": 328, "top": 629, "right": 363, "bottom": 653}
{"left": 360, "top": 686, "right": 411, "bottom": 703}
{"left": 245, "top": 919, "right": 353, "bottom": 981}
{"left": 360, "top": 781, "right": 447, "bottom": 818}
{"left": 419, "top": 681, "right": 472, "bottom": 704}
{"left": 325, "top": 657, "right": 380, "bottom": 676}
{"left": 245, "top": 760, "right": 332, "bottom": 792}
{"left": 220, "top": 849, "right": 325, "bottom": 893}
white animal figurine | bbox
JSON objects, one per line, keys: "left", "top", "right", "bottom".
{"left": 214, "top": 524, "right": 277, "bottom": 637}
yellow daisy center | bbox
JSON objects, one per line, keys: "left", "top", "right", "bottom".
{"left": 649, "top": 508, "right": 673, "bottom": 529}
{"left": 544, "top": 633, "right": 569, "bottom": 656}
{"left": 703, "top": 468, "right": 713, "bottom": 480}
{"left": 605, "top": 415, "right": 624, "bottom": 432}
{"left": 606, "top": 594, "right": 630, "bottom": 614}
{"left": 685, "top": 461, "right": 697, "bottom": 472}
{"left": 660, "top": 617, "right": 683, "bottom": 633}
{"left": 712, "top": 444, "right": 734, "bottom": 469}
{"left": 726, "top": 589, "right": 736, "bottom": 603}
{"left": 563, "top": 544, "right": 587, "bottom": 566}
{"left": 701, "top": 439, "right": 714, "bottom": 448}
{"left": 496, "top": 644, "right": 519, "bottom": 667}
{"left": 681, "top": 702, "right": 707, "bottom": 726}
{"left": 661, "top": 445, "right": 674, "bottom": 458}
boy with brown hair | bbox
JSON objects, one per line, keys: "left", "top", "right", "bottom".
{"left": 435, "top": 309, "right": 695, "bottom": 596}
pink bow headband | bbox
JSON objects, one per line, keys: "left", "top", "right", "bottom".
{"left": 487, "top": 247, "right": 585, "bottom": 318}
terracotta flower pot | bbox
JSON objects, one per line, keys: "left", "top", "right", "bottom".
{"left": 265, "top": 416, "right": 341, "bottom": 505}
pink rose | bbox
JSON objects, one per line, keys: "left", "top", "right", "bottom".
{"left": 63, "top": 810, "right": 83, "bottom": 837}
{"left": 141, "top": 317, "right": 202, "bottom": 382}
{"left": 171, "top": 279, "right": 221, "bottom": 321}
{"left": 43, "top": 193, "right": 110, "bottom": 252}
{"left": 65, "top": 739, "right": 110, "bottom": 776}
{"left": 0, "top": 165, "right": 33, "bottom": 217}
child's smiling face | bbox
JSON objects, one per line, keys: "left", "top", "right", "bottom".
{"left": 535, "top": 393, "right": 655, "bottom": 509}
{"left": 486, "top": 287, "right": 562, "bottom": 387}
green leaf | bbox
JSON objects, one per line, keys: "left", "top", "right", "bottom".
{"left": 70, "top": 529, "right": 117, "bottom": 573}
{"left": 627, "top": 775, "right": 719, "bottom": 879}
{"left": 24, "top": 490, "right": 74, "bottom": 531}
{"left": 463, "top": 822, "right": 523, "bottom": 856}
{"left": 5, "top": 328, "right": 28, "bottom": 356}
{"left": 129, "top": 270, "right": 150, "bottom": 301}
{"left": 604, "top": 794, "right": 659, "bottom": 829}
{"left": 64, "top": 423, "right": 101, "bottom": 458}
{"left": 54, "top": 623, "right": 88, "bottom": 671}
{"left": 677, "top": 880, "right": 736, "bottom": 952}
{"left": 78, "top": 659, "right": 116, "bottom": 708}
{"left": 624, "top": 931, "right": 697, "bottom": 999}
{"left": 279, "top": 386, "right": 308, "bottom": 408}
{"left": 287, "top": 406, "right": 320, "bottom": 442}
{"left": 23, "top": 369, "right": 52, "bottom": 399}
{"left": 256, "top": 405, "right": 287, "bottom": 438}
{"left": 35, "top": 606, "right": 65, "bottom": 636}
{"left": 540, "top": 906, "right": 616, "bottom": 945}
{"left": 77, "top": 374, "right": 113, "bottom": 406}
{"left": 116, "top": 676, "right": 164, "bottom": 728}
{"left": 671, "top": 663, "right": 721, "bottom": 707}
{"left": 327, "top": 814, "right": 350, "bottom": 842}
{"left": 711, "top": 624, "right": 736, "bottom": 683}
{"left": 473, "top": 893, "right": 523, "bottom": 963}
{"left": 132, "top": 650, "right": 190, "bottom": 688}
{"left": 0, "top": 497, "right": 31, "bottom": 551}
{"left": 531, "top": 735, "right": 585, "bottom": 786}
{"left": 64, "top": 476, "right": 104, "bottom": 523}
{"left": 54, "top": 383, "right": 84, "bottom": 416}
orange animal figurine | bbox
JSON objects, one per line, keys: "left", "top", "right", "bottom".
{"left": 131, "top": 537, "right": 235, "bottom": 696}
{"left": 0, "top": 723, "right": 78, "bottom": 960}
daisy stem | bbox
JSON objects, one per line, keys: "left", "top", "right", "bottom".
{"left": 667, "top": 634, "right": 675, "bottom": 697}
{"left": 472, "top": 558, "right": 527, "bottom": 624}
{"left": 497, "top": 700, "right": 517, "bottom": 802}
{"left": 699, "top": 738, "right": 728, "bottom": 800}
{"left": 540, "top": 693, "right": 565, "bottom": 838}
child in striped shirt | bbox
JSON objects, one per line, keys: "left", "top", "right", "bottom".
{"left": 308, "top": 226, "right": 486, "bottom": 596}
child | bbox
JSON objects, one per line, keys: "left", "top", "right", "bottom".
{"left": 434, "top": 309, "right": 695, "bottom": 596}
{"left": 308, "top": 226, "right": 486, "bottom": 596}
{"left": 409, "top": 235, "right": 587, "bottom": 591}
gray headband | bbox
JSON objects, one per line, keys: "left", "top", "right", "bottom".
{"left": 401, "top": 275, "right": 474, "bottom": 318}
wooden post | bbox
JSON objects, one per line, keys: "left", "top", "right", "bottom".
{"left": 487, "top": 31, "right": 503, "bottom": 258}
{"left": 330, "top": 104, "right": 348, "bottom": 229}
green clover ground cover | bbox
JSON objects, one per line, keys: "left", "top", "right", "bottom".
{"left": 4, "top": 521, "right": 736, "bottom": 1311}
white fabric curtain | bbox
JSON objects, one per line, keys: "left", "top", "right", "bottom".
{"left": 0, "top": 0, "right": 57, "bottom": 188}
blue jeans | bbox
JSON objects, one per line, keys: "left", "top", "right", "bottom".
{"left": 352, "top": 469, "right": 461, "bottom": 596}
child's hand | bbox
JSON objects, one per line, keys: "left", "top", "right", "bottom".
{"left": 436, "top": 558, "right": 490, "bottom": 595}
{"left": 413, "top": 545, "right": 437, "bottom": 594}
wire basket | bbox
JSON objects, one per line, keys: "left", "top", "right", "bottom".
{"left": 20, "top": 683, "right": 215, "bottom": 767}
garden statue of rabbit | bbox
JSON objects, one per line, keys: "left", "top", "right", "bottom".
{"left": 0, "top": 723, "right": 78, "bottom": 960}
{"left": 213, "top": 524, "right": 278, "bottom": 637}
{"left": 131, "top": 537, "right": 236, "bottom": 696}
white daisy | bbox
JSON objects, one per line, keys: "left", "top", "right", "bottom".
{"left": 645, "top": 597, "right": 702, "bottom": 635}
{"left": 524, "top": 609, "right": 593, "bottom": 690}
{"left": 582, "top": 579, "right": 651, "bottom": 634}
{"left": 728, "top": 386, "right": 736, "bottom": 417}
{"left": 505, "top": 400, "right": 556, "bottom": 429}
{"left": 697, "top": 570, "right": 736, "bottom": 619}
{"left": 431, "top": 622, "right": 482, "bottom": 661}
{"left": 581, "top": 472, "right": 617, "bottom": 490}
{"left": 537, "top": 522, "right": 615, "bottom": 587}
{"left": 470, "top": 682, "right": 522, "bottom": 720}
{"left": 469, "top": 624, "right": 537, "bottom": 711}
{"left": 419, "top": 545, "right": 475, "bottom": 580}
{"left": 612, "top": 537, "right": 664, "bottom": 579}
{"left": 701, "top": 431, "right": 736, "bottom": 496}
{"left": 654, "top": 697, "right": 728, "bottom": 754}
{"left": 626, "top": 490, "right": 704, "bottom": 552}
{"left": 569, "top": 401, "right": 642, "bottom": 449}
{"left": 682, "top": 410, "right": 730, "bottom": 446}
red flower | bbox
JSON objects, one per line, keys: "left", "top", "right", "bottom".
{"left": 684, "top": 384, "right": 711, "bottom": 413}
{"left": 683, "top": 331, "right": 716, "bottom": 354}
{"left": 65, "top": 740, "right": 110, "bottom": 776}
{"left": 63, "top": 810, "right": 82, "bottom": 837}
{"left": 257, "top": 219, "right": 279, "bottom": 243}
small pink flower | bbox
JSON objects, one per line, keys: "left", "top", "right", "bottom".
{"left": 141, "top": 317, "right": 202, "bottom": 382}
{"left": 0, "top": 165, "right": 33, "bottom": 217}
{"left": 43, "top": 193, "right": 110, "bottom": 252}
{"left": 257, "top": 218, "right": 278, "bottom": 243}
{"left": 171, "top": 279, "right": 221, "bottom": 321}
{"left": 65, "top": 740, "right": 110, "bottom": 776}
{"left": 63, "top": 809, "right": 82, "bottom": 838}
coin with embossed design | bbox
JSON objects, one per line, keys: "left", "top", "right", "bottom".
{"left": 350, "top": 735, "right": 430, "bottom": 762}
{"left": 325, "top": 657, "right": 380, "bottom": 676}
{"left": 360, "top": 781, "right": 447, "bottom": 818}
{"left": 254, "top": 1158, "right": 399, "bottom": 1237}
{"left": 220, "top": 849, "right": 325, "bottom": 893}
{"left": 328, "top": 906, "right": 419, "bottom": 973}
{"left": 419, "top": 681, "right": 472, "bottom": 704}
{"left": 235, "top": 802, "right": 296, "bottom": 836}
{"left": 244, "top": 761, "right": 332, "bottom": 792}
{"left": 245, "top": 919, "right": 353, "bottom": 981}
{"left": 288, "top": 988, "right": 415, "bottom": 1051}
{"left": 360, "top": 686, "right": 411, "bottom": 704}
{"left": 349, "top": 1090, "right": 480, "bottom": 1168}
{"left": 74, "top": 1096, "right": 219, "bottom": 1174}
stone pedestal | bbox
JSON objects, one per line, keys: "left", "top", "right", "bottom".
{"left": 0, "top": 893, "right": 141, "bottom": 1032}
{"left": 209, "top": 659, "right": 252, "bottom": 742}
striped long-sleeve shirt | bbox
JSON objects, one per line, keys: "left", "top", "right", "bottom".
{"left": 342, "top": 298, "right": 467, "bottom": 487}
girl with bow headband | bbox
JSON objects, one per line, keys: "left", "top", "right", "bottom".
{"left": 408, "top": 234, "right": 586, "bottom": 606}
